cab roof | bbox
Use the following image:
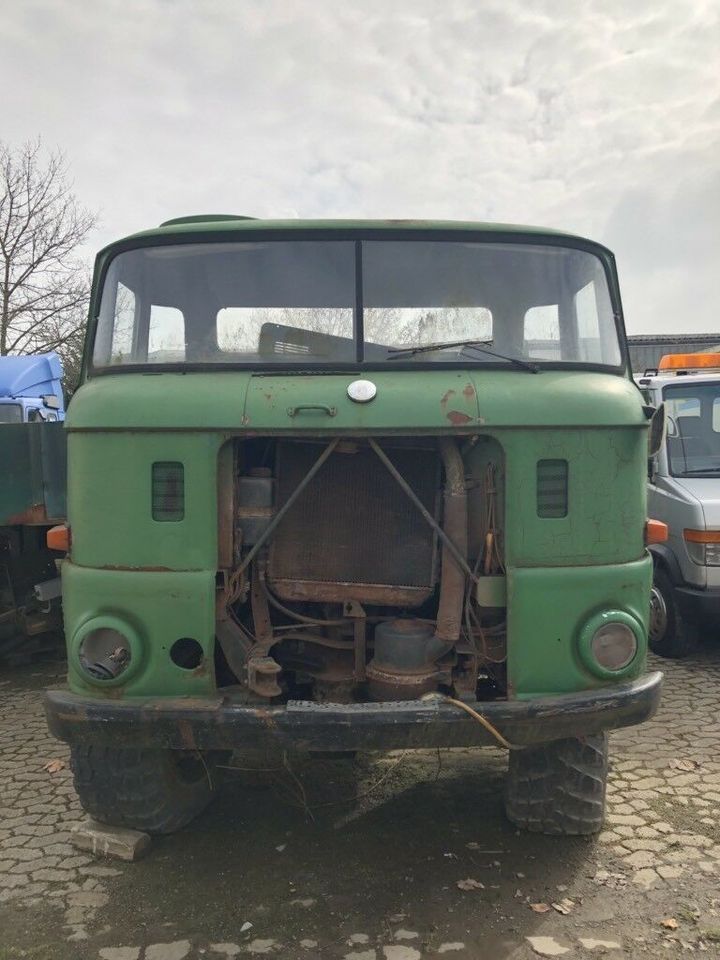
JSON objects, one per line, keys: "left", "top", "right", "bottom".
{"left": 0, "top": 352, "right": 63, "bottom": 400}
{"left": 99, "top": 216, "right": 612, "bottom": 260}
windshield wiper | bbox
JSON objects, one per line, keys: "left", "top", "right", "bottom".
{"left": 387, "top": 339, "right": 539, "bottom": 373}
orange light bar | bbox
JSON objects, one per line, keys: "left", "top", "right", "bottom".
{"left": 658, "top": 352, "right": 720, "bottom": 371}
{"left": 47, "top": 524, "right": 70, "bottom": 552}
{"left": 684, "top": 529, "right": 720, "bottom": 543}
{"left": 645, "top": 519, "right": 669, "bottom": 544}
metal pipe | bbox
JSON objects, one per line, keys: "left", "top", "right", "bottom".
{"left": 432, "top": 437, "right": 469, "bottom": 651}
{"left": 259, "top": 568, "right": 347, "bottom": 626}
{"left": 215, "top": 593, "right": 255, "bottom": 683}
{"left": 234, "top": 438, "right": 340, "bottom": 578}
{"left": 368, "top": 439, "right": 476, "bottom": 583}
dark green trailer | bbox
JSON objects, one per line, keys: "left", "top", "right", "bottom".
{"left": 1, "top": 422, "right": 67, "bottom": 656}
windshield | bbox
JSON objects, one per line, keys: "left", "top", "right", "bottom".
{"left": 93, "top": 239, "right": 622, "bottom": 369}
{"left": 664, "top": 382, "right": 720, "bottom": 477}
{"left": 0, "top": 403, "right": 22, "bottom": 424}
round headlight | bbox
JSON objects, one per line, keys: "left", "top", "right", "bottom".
{"left": 578, "top": 610, "right": 643, "bottom": 679}
{"left": 590, "top": 622, "right": 637, "bottom": 671}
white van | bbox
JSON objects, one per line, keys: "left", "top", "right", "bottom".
{"left": 636, "top": 354, "right": 720, "bottom": 657}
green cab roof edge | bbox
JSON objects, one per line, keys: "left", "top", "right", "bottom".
{"left": 97, "top": 217, "right": 614, "bottom": 261}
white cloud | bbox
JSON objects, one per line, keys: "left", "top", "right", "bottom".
{"left": 1, "top": 0, "right": 718, "bottom": 332}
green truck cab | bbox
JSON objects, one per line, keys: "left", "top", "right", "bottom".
{"left": 45, "top": 217, "right": 662, "bottom": 835}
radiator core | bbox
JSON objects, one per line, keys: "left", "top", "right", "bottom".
{"left": 268, "top": 441, "right": 440, "bottom": 605}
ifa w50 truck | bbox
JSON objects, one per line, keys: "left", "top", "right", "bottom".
{"left": 45, "top": 217, "right": 664, "bottom": 835}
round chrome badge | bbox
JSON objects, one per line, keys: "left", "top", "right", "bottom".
{"left": 347, "top": 379, "right": 377, "bottom": 403}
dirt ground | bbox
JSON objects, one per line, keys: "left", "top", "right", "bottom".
{"left": 2, "top": 650, "right": 720, "bottom": 960}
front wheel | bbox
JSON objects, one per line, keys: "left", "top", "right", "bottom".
{"left": 505, "top": 734, "right": 608, "bottom": 835}
{"left": 649, "top": 566, "right": 697, "bottom": 658}
{"left": 70, "top": 745, "right": 224, "bottom": 834}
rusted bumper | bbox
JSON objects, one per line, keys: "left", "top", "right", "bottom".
{"left": 45, "top": 672, "right": 662, "bottom": 752}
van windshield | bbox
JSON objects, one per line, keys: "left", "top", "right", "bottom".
{"left": 664, "top": 382, "right": 720, "bottom": 478}
{"left": 93, "top": 239, "right": 623, "bottom": 370}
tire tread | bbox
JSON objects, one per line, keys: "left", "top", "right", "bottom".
{"left": 70, "top": 745, "right": 218, "bottom": 834}
{"left": 505, "top": 734, "right": 608, "bottom": 836}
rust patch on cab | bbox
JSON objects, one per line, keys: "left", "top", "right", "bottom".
{"left": 447, "top": 411, "right": 473, "bottom": 426}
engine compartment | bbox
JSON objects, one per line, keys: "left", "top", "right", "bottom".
{"left": 216, "top": 435, "right": 507, "bottom": 703}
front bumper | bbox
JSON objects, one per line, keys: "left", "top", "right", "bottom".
{"left": 676, "top": 584, "right": 720, "bottom": 625}
{"left": 45, "top": 671, "right": 662, "bottom": 752}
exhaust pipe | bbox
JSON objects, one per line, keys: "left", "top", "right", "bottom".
{"left": 428, "top": 437, "right": 468, "bottom": 659}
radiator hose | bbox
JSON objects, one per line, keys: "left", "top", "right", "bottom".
{"left": 428, "top": 438, "right": 468, "bottom": 661}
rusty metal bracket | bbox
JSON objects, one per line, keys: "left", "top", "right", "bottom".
{"left": 344, "top": 600, "right": 367, "bottom": 681}
{"left": 250, "top": 566, "right": 274, "bottom": 652}
{"left": 245, "top": 563, "right": 283, "bottom": 697}
{"left": 246, "top": 656, "right": 282, "bottom": 698}
{"left": 215, "top": 591, "right": 254, "bottom": 686}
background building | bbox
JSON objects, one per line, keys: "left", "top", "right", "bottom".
{"left": 627, "top": 334, "right": 720, "bottom": 373}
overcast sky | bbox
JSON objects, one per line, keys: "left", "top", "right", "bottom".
{"left": 2, "top": 0, "right": 718, "bottom": 333}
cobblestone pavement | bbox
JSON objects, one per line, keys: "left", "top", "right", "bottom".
{"left": 2, "top": 651, "right": 720, "bottom": 959}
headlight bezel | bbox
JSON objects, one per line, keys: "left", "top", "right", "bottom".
{"left": 578, "top": 610, "right": 643, "bottom": 679}
{"left": 70, "top": 615, "right": 142, "bottom": 687}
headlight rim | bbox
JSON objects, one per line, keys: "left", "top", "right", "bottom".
{"left": 578, "top": 609, "right": 643, "bottom": 679}
{"left": 70, "top": 615, "right": 142, "bottom": 687}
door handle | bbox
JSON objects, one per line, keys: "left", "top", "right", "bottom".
{"left": 286, "top": 404, "right": 337, "bottom": 418}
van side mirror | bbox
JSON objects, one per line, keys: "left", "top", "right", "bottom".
{"left": 647, "top": 403, "right": 666, "bottom": 457}
{"left": 42, "top": 395, "right": 60, "bottom": 409}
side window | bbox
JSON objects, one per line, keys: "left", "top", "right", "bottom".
{"left": 524, "top": 305, "right": 560, "bottom": 359}
{"left": 149, "top": 306, "right": 185, "bottom": 361}
{"left": 27, "top": 408, "right": 42, "bottom": 423}
{"left": 574, "top": 282, "right": 601, "bottom": 361}
{"left": 111, "top": 282, "right": 136, "bottom": 362}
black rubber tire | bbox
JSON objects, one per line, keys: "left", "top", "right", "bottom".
{"left": 649, "top": 566, "right": 697, "bottom": 659}
{"left": 70, "top": 745, "right": 223, "bottom": 834}
{"left": 505, "top": 733, "right": 608, "bottom": 836}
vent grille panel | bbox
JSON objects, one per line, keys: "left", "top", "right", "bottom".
{"left": 152, "top": 462, "right": 185, "bottom": 522}
{"left": 537, "top": 459, "right": 568, "bottom": 518}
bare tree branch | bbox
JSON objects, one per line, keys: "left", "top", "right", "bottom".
{"left": 0, "top": 138, "right": 96, "bottom": 388}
